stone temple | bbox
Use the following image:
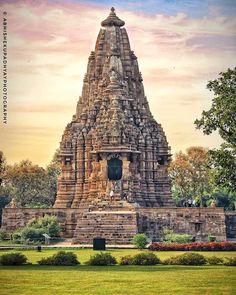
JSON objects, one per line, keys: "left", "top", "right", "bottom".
{"left": 2, "top": 8, "right": 235, "bottom": 243}
{"left": 54, "top": 7, "right": 174, "bottom": 210}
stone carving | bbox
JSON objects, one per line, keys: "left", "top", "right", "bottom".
{"left": 54, "top": 7, "right": 174, "bottom": 209}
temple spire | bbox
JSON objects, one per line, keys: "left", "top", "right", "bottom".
{"left": 101, "top": 7, "right": 125, "bottom": 27}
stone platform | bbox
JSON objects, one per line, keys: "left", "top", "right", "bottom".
{"left": 2, "top": 207, "right": 233, "bottom": 243}
{"left": 72, "top": 210, "right": 137, "bottom": 244}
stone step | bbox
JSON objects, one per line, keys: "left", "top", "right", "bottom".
{"left": 72, "top": 211, "right": 138, "bottom": 244}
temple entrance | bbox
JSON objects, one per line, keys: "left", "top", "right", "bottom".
{"left": 108, "top": 158, "right": 122, "bottom": 180}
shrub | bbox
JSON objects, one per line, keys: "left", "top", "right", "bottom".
{"left": 132, "top": 233, "right": 150, "bottom": 249}
{"left": 86, "top": 252, "right": 117, "bottom": 266}
{"left": 119, "top": 255, "right": 134, "bottom": 265}
{"left": 149, "top": 241, "right": 236, "bottom": 251}
{"left": 0, "top": 252, "right": 27, "bottom": 265}
{"left": 224, "top": 257, "right": 236, "bottom": 266}
{"left": 132, "top": 252, "right": 160, "bottom": 265}
{"left": 162, "top": 256, "right": 180, "bottom": 265}
{"left": 12, "top": 231, "right": 23, "bottom": 244}
{"left": 21, "top": 227, "right": 44, "bottom": 244}
{"left": 177, "top": 253, "right": 206, "bottom": 265}
{"left": 207, "top": 256, "right": 223, "bottom": 265}
{"left": 11, "top": 215, "right": 61, "bottom": 244}
{"left": 163, "top": 229, "right": 192, "bottom": 244}
{"left": 28, "top": 215, "right": 61, "bottom": 237}
{"left": 38, "top": 251, "right": 79, "bottom": 265}
{"left": 0, "top": 229, "right": 7, "bottom": 241}
{"left": 208, "top": 235, "right": 216, "bottom": 242}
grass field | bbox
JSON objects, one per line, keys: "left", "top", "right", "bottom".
{"left": 0, "top": 249, "right": 236, "bottom": 295}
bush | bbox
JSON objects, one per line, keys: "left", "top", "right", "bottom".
{"left": 12, "top": 231, "right": 23, "bottom": 244}
{"left": 132, "top": 233, "right": 149, "bottom": 249}
{"left": 86, "top": 252, "right": 117, "bottom": 266}
{"left": 208, "top": 235, "right": 216, "bottom": 242}
{"left": 0, "top": 229, "right": 7, "bottom": 241}
{"left": 21, "top": 227, "right": 44, "bottom": 244}
{"left": 28, "top": 215, "right": 61, "bottom": 237}
{"left": 163, "top": 229, "right": 192, "bottom": 244}
{"left": 162, "top": 256, "right": 180, "bottom": 265}
{"left": 38, "top": 251, "right": 79, "bottom": 266}
{"left": 11, "top": 215, "right": 61, "bottom": 244}
{"left": 224, "top": 257, "right": 236, "bottom": 266}
{"left": 0, "top": 252, "right": 27, "bottom": 265}
{"left": 132, "top": 252, "right": 160, "bottom": 265}
{"left": 177, "top": 253, "right": 206, "bottom": 265}
{"left": 207, "top": 256, "right": 223, "bottom": 265}
{"left": 119, "top": 255, "right": 134, "bottom": 265}
{"left": 149, "top": 241, "right": 236, "bottom": 251}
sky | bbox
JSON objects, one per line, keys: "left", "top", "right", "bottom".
{"left": 0, "top": 0, "right": 236, "bottom": 166}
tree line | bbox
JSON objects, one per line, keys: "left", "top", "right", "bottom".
{"left": 0, "top": 150, "right": 60, "bottom": 210}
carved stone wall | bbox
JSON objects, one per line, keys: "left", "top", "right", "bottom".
{"left": 137, "top": 208, "right": 227, "bottom": 242}
{"left": 2, "top": 207, "right": 228, "bottom": 243}
{"left": 225, "top": 211, "right": 236, "bottom": 239}
{"left": 54, "top": 8, "right": 174, "bottom": 209}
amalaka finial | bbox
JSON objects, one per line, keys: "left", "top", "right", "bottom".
{"left": 101, "top": 7, "right": 125, "bottom": 27}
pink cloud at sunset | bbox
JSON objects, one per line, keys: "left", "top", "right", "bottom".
{"left": 0, "top": 0, "right": 235, "bottom": 166}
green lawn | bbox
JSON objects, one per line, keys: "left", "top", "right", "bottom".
{"left": 0, "top": 249, "right": 236, "bottom": 295}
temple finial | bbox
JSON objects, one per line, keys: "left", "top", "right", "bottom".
{"left": 101, "top": 7, "right": 125, "bottom": 27}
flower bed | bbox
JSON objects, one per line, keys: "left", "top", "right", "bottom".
{"left": 149, "top": 241, "right": 236, "bottom": 251}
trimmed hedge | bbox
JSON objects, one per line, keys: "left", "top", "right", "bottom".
{"left": 132, "top": 253, "right": 160, "bottom": 265}
{"left": 86, "top": 252, "right": 117, "bottom": 266}
{"left": 177, "top": 253, "right": 207, "bottom": 265}
{"left": 224, "top": 257, "right": 236, "bottom": 266}
{"left": 149, "top": 241, "right": 236, "bottom": 251}
{"left": 163, "top": 253, "right": 206, "bottom": 265}
{"left": 38, "top": 251, "right": 79, "bottom": 265}
{"left": 207, "top": 256, "right": 224, "bottom": 265}
{"left": 120, "top": 255, "right": 134, "bottom": 265}
{"left": 0, "top": 252, "right": 28, "bottom": 265}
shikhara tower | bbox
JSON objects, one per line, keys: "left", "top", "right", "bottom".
{"left": 54, "top": 8, "right": 174, "bottom": 209}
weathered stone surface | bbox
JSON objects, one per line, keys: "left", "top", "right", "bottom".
{"left": 225, "top": 211, "right": 236, "bottom": 239}
{"left": 1, "top": 208, "right": 83, "bottom": 238}
{"left": 2, "top": 207, "right": 227, "bottom": 242}
{"left": 54, "top": 7, "right": 174, "bottom": 209}
{"left": 72, "top": 211, "right": 138, "bottom": 244}
{"left": 137, "top": 208, "right": 227, "bottom": 242}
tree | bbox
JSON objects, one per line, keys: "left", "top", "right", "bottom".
{"left": 195, "top": 67, "right": 236, "bottom": 192}
{"left": 0, "top": 149, "right": 61, "bottom": 208}
{"left": 0, "top": 151, "right": 10, "bottom": 224}
{"left": 169, "top": 146, "right": 210, "bottom": 206}
{"left": 0, "top": 151, "right": 6, "bottom": 187}
{"left": 3, "top": 160, "right": 55, "bottom": 207}
{"left": 45, "top": 149, "right": 61, "bottom": 205}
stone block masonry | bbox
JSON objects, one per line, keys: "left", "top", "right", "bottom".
{"left": 2, "top": 207, "right": 227, "bottom": 243}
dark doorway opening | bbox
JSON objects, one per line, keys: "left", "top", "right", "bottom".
{"left": 108, "top": 158, "right": 122, "bottom": 180}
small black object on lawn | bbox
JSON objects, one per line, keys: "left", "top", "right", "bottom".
{"left": 37, "top": 245, "right": 42, "bottom": 252}
{"left": 93, "top": 238, "right": 106, "bottom": 250}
